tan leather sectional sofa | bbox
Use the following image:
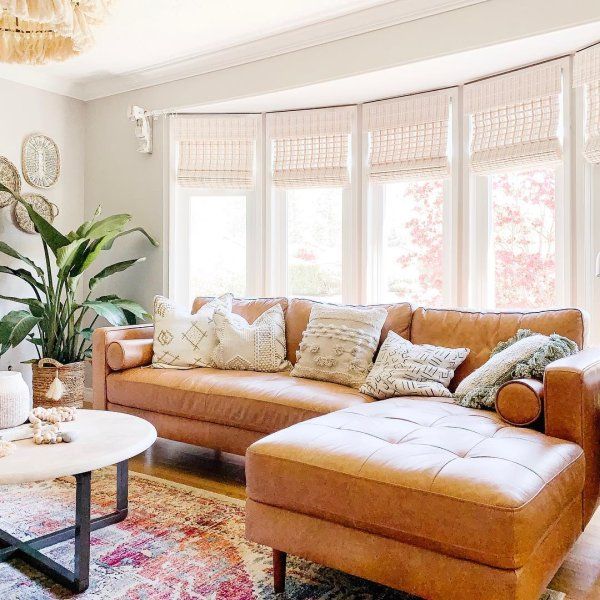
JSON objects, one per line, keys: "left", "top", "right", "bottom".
{"left": 92, "top": 297, "right": 600, "bottom": 600}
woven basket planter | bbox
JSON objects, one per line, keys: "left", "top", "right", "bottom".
{"left": 32, "top": 359, "right": 85, "bottom": 409}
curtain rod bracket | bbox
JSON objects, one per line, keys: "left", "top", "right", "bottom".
{"left": 128, "top": 105, "right": 153, "bottom": 154}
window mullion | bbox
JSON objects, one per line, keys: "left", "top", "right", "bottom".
{"left": 470, "top": 175, "right": 491, "bottom": 308}
{"left": 368, "top": 183, "right": 384, "bottom": 303}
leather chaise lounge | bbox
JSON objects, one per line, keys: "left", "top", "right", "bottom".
{"left": 93, "top": 297, "right": 599, "bottom": 600}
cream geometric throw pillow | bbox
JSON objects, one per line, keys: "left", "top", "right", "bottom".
{"left": 212, "top": 304, "right": 291, "bottom": 372}
{"left": 152, "top": 293, "right": 237, "bottom": 369}
{"left": 360, "top": 331, "right": 469, "bottom": 399}
{"left": 291, "top": 303, "right": 388, "bottom": 389}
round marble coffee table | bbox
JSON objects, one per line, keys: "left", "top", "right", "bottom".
{"left": 0, "top": 409, "right": 156, "bottom": 592}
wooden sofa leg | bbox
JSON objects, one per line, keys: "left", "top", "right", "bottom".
{"left": 273, "top": 549, "right": 286, "bottom": 593}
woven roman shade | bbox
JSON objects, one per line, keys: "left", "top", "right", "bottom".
{"left": 574, "top": 44, "right": 600, "bottom": 164}
{"left": 267, "top": 107, "right": 354, "bottom": 188}
{"left": 363, "top": 92, "right": 451, "bottom": 182}
{"left": 464, "top": 61, "right": 563, "bottom": 174}
{"left": 173, "top": 115, "right": 258, "bottom": 189}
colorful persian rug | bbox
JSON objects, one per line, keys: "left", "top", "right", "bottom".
{"left": 0, "top": 469, "right": 566, "bottom": 599}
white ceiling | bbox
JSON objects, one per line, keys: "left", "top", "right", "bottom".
{"left": 187, "top": 22, "right": 600, "bottom": 114}
{"left": 0, "top": 0, "right": 486, "bottom": 99}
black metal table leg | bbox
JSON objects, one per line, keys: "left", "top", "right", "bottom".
{"left": 73, "top": 471, "right": 91, "bottom": 592}
{"left": 0, "top": 460, "right": 129, "bottom": 593}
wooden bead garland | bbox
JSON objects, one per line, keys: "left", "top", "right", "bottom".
{"left": 29, "top": 406, "right": 76, "bottom": 425}
{"left": 0, "top": 439, "right": 15, "bottom": 457}
{"left": 29, "top": 406, "right": 77, "bottom": 445}
{"left": 32, "top": 423, "right": 63, "bottom": 445}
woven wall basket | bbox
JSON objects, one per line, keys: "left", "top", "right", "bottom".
{"left": 32, "top": 359, "right": 85, "bottom": 409}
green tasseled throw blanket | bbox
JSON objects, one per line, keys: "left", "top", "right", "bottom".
{"left": 454, "top": 329, "right": 578, "bottom": 410}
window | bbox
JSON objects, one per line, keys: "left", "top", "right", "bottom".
{"left": 173, "top": 189, "right": 256, "bottom": 307}
{"left": 267, "top": 107, "right": 354, "bottom": 301}
{"left": 378, "top": 180, "right": 445, "bottom": 305}
{"left": 170, "top": 115, "right": 259, "bottom": 307}
{"left": 465, "top": 60, "right": 567, "bottom": 310}
{"left": 167, "top": 56, "right": 585, "bottom": 321}
{"left": 286, "top": 188, "right": 343, "bottom": 301}
{"left": 490, "top": 168, "right": 557, "bottom": 309}
{"left": 364, "top": 92, "right": 453, "bottom": 305}
{"left": 189, "top": 194, "right": 247, "bottom": 298}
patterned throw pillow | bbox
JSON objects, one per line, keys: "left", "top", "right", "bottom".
{"left": 290, "top": 303, "right": 387, "bottom": 389}
{"left": 454, "top": 329, "right": 578, "bottom": 409}
{"left": 360, "top": 332, "right": 469, "bottom": 399}
{"left": 152, "top": 294, "right": 237, "bottom": 369}
{"left": 212, "top": 304, "right": 291, "bottom": 372}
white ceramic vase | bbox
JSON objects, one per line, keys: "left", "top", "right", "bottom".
{"left": 0, "top": 371, "right": 31, "bottom": 429}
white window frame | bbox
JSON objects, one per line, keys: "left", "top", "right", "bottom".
{"left": 364, "top": 89, "right": 459, "bottom": 307}
{"left": 170, "top": 188, "right": 261, "bottom": 307}
{"left": 163, "top": 58, "right": 598, "bottom": 316}
{"left": 265, "top": 110, "right": 359, "bottom": 303}
{"left": 466, "top": 58, "right": 572, "bottom": 310}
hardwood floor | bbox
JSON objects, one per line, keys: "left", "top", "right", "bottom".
{"left": 129, "top": 437, "right": 600, "bottom": 600}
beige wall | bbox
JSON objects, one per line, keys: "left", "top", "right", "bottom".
{"left": 83, "top": 0, "right": 600, "bottom": 312}
{"left": 0, "top": 78, "right": 85, "bottom": 384}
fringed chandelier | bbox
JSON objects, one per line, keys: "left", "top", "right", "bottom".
{"left": 0, "top": 1, "right": 113, "bottom": 64}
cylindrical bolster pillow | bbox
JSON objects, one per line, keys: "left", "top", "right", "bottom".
{"left": 107, "top": 339, "right": 153, "bottom": 371}
{"left": 495, "top": 379, "right": 544, "bottom": 427}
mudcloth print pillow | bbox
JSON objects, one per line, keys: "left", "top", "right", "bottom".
{"left": 212, "top": 304, "right": 291, "bottom": 372}
{"left": 291, "top": 303, "right": 387, "bottom": 389}
{"left": 454, "top": 328, "right": 578, "bottom": 410}
{"left": 152, "top": 293, "right": 237, "bottom": 369}
{"left": 360, "top": 331, "right": 469, "bottom": 399}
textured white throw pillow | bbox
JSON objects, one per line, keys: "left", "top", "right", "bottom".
{"left": 454, "top": 333, "right": 548, "bottom": 398}
{"left": 212, "top": 304, "right": 291, "bottom": 372}
{"left": 360, "top": 332, "right": 469, "bottom": 399}
{"left": 291, "top": 303, "right": 388, "bottom": 389}
{"left": 152, "top": 294, "right": 237, "bottom": 369}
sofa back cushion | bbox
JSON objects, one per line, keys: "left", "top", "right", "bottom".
{"left": 192, "top": 297, "right": 288, "bottom": 324}
{"left": 410, "top": 307, "right": 586, "bottom": 390}
{"left": 285, "top": 298, "right": 412, "bottom": 364}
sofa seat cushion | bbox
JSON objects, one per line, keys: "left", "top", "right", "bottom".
{"left": 106, "top": 368, "right": 373, "bottom": 435}
{"left": 246, "top": 398, "right": 584, "bottom": 569}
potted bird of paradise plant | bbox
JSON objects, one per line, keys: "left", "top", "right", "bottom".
{"left": 0, "top": 183, "right": 158, "bottom": 408}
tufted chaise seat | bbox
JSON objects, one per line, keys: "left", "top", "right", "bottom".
{"left": 246, "top": 397, "right": 586, "bottom": 599}
{"left": 247, "top": 398, "right": 584, "bottom": 570}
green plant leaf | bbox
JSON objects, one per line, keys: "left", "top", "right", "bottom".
{"left": 56, "top": 239, "right": 88, "bottom": 270}
{"left": 16, "top": 198, "right": 70, "bottom": 255}
{"left": 78, "top": 327, "right": 94, "bottom": 341}
{"left": 123, "top": 310, "right": 137, "bottom": 325}
{"left": 86, "top": 214, "right": 131, "bottom": 239}
{"left": 104, "top": 227, "right": 159, "bottom": 249}
{"left": 0, "top": 310, "right": 41, "bottom": 349}
{"left": 75, "top": 206, "right": 103, "bottom": 238}
{"left": 89, "top": 257, "right": 146, "bottom": 290}
{"left": 82, "top": 300, "right": 128, "bottom": 326}
{"left": 95, "top": 296, "right": 151, "bottom": 321}
{"left": 109, "top": 299, "right": 151, "bottom": 321}
{"left": 0, "top": 242, "right": 44, "bottom": 277}
{"left": 0, "top": 266, "right": 44, "bottom": 292}
{"left": 70, "top": 235, "right": 117, "bottom": 277}
{"left": 0, "top": 295, "right": 45, "bottom": 317}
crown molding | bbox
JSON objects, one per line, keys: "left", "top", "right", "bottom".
{"left": 76, "top": 0, "right": 488, "bottom": 101}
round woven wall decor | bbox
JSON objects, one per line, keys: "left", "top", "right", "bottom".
{"left": 13, "top": 194, "right": 59, "bottom": 235}
{"left": 0, "top": 156, "right": 21, "bottom": 208}
{"left": 22, "top": 134, "right": 60, "bottom": 188}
